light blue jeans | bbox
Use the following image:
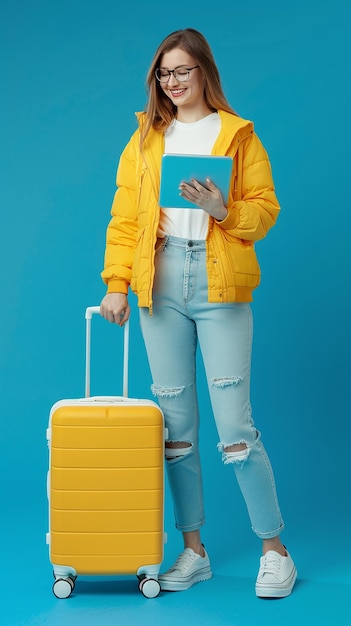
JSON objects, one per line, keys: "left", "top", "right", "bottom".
{"left": 139, "top": 236, "right": 284, "bottom": 539}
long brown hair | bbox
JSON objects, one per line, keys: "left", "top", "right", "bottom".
{"left": 140, "top": 28, "right": 236, "bottom": 148}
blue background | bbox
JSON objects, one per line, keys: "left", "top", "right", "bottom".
{"left": 1, "top": 1, "right": 350, "bottom": 624}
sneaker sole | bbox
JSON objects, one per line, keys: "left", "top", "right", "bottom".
{"left": 255, "top": 567, "right": 297, "bottom": 598}
{"left": 159, "top": 566, "right": 213, "bottom": 591}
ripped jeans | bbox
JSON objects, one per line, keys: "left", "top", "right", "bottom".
{"left": 139, "top": 236, "right": 284, "bottom": 539}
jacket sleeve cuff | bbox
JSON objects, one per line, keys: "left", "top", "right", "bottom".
{"left": 215, "top": 206, "right": 240, "bottom": 230}
{"left": 106, "top": 279, "right": 129, "bottom": 294}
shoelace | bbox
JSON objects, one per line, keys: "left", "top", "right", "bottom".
{"left": 259, "top": 554, "right": 282, "bottom": 578}
{"left": 171, "top": 551, "right": 197, "bottom": 573}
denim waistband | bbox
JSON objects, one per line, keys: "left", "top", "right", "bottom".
{"left": 159, "top": 235, "right": 206, "bottom": 252}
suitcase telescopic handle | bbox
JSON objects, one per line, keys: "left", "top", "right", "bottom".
{"left": 85, "top": 306, "right": 129, "bottom": 398}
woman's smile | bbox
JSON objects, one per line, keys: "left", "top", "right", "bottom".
{"left": 169, "top": 87, "right": 187, "bottom": 98}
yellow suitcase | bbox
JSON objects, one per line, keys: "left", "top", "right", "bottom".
{"left": 46, "top": 307, "right": 165, "bottom": 599}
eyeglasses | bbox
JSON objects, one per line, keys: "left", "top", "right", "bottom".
{"left": 155, "top": 65, "right": 200, "bottom": 83}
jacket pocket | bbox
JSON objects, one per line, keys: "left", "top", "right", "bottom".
{"left": 220, "top": 232, "right": 261, "bottom": 288}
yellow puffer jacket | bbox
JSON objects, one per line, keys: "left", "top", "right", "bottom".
{"left": 101, "top": 109, "right": 280, "bottom": 312}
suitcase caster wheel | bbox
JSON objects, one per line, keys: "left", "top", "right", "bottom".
{"left": 139, "top": 577, "right": 161, "bottom": 599}
{"left": 52, "top": 576, "right": 75, "bottom": 599}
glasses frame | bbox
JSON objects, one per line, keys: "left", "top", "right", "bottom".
{"left": 155, "top": 65, "right": 200, "bottom": 83}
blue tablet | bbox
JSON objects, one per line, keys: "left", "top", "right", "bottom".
{"left": 159, "top": 154, "right": 233, "bottom": 209}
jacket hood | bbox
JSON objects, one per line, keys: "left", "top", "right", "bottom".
{"left": 135, "top": 109, "right": 254, "bottom": 157}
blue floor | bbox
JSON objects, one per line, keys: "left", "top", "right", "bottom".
{"left": 3, "top": 504, "right": 350, "bottom": 626}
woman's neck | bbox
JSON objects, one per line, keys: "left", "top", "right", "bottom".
{"left": 176, "top": 103, "right": 213, "bottom": 123}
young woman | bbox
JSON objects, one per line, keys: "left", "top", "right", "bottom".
{"left": 100, "top": 28, "right": 297, "bottom": 598}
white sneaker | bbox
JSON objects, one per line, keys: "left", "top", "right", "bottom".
{"left": 158, "top": 547, "right": 212, "bottom": 591}
{"left": 255, "top": 549, "right": 297, "bottom": 598}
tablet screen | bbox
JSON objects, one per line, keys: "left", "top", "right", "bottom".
{"left": 159, "top": 154, "right": 233, "bottom": 209}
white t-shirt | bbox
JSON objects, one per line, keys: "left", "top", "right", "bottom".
{"left": 158, "top": 112, "right": 221, "bottom": 240}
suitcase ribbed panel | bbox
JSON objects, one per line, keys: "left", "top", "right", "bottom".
{"left": 49, "top": 402, "right": 164, "bottom": 575}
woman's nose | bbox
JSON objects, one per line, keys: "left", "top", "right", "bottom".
{"left": 167, "top": 73, "right": 179, "bottom": 86}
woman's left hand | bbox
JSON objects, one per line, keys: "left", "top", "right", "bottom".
{"left": 179, "top": 178, "right": 228, "bottom": 221}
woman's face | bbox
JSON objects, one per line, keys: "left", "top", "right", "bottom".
{"left": 158, "top": 47, "right": 205, "bottom": 112}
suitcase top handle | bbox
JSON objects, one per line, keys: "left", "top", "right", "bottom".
{"left": 85, "top": 306, "right": 130, "bottom": 398}
{"left": 85, "top": 306, "right": 101, "bottom": 319}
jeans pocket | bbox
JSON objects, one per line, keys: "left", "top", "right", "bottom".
{"left": 155, "top": 237, "right": 168, "bottom": 256}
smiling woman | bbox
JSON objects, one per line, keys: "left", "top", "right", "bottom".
{"left": 99, "top": 27, "right": 296, "bottom": 599}
{"left": 2, "top": 0, "right": 351, "bottom": 621}
{"left": 155, "top": 54, "right": 205, "bottom": 119}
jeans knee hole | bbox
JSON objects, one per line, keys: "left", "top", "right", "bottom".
{"left": 211, "top": 376, "right": 243, "bottom": 388}
{"left": 151, "top": 384, "right": 185, "bottom": 398}
{"left": 165, "top": 443, "right": 193, "bottom": 460}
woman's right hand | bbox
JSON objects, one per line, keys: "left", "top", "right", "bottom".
{"left": 100, "top": 292, "right": 130, "bottom": 326}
